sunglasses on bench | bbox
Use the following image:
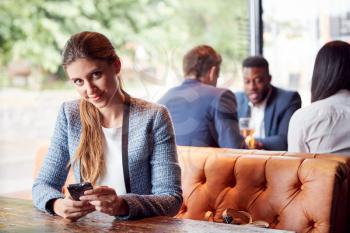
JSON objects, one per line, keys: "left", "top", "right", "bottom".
{"left": 205, "top": 208, "right": 270, "bottom": 228}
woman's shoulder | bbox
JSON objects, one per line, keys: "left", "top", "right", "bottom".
{"left": 130, "top": 97, "right": 168, "bottom": 114}
{"left": 290, "top": 98, "right": 336, "bottom": 127}
{"left": 60, "top": 99, "right": 79, "bottom": 113}
{"left": 56, "top": 99, "right": 80, "bottom": 123}
{"left": 63, "top": 99, "right": 80, "bottom": 109}
{"left": 129, "top": 97, "right": 172, "bottom": 126}
{"left": 291, "top": 103, "right": 318, "bottom": 121}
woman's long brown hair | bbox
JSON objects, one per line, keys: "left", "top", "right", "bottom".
{"left": 62, "top": 31, "right": 121, "bottom": 184}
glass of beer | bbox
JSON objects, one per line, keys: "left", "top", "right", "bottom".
{"left": 239, "top": 117, "right": 255, "bottom": 149}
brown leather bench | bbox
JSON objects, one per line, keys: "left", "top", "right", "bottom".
{"left": 176, "top": 146, "right": 348, "bottom": 233}
{"left": 176, "top": 146, "right": 350, "bottom": 232}
{"left": 33, "top": 145, "right": 348, "bottom": 233}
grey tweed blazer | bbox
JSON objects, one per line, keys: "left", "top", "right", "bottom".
{"left": 32, "top": 94, "right": 182, "bottom": 219}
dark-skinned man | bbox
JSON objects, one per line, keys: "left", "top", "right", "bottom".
{"left": 235, "top": 56, "right": 301, "bottom": 150}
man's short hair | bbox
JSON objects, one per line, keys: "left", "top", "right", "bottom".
{"left": 242, "top": 56, "right": 269, "bottom": 73}
{"left": 183, "top": 45, "right": 222, "bottom": 78}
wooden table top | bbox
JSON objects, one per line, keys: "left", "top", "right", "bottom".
{"left": 0, "top": 196, "right": 294, "bottom": 233}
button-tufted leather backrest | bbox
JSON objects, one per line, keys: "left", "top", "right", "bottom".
{"left": 176, "top": 146, "right": 348, "bottom": 233}
{"left": 207, "top": 147, "right": 350, "bottom": 232}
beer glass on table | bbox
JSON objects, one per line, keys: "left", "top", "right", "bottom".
{"left": 239, "top": 117, "right": 255, "bottom": 149}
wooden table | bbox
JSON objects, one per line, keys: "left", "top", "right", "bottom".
{"left": 0, "top": 196, "right": 294, "bottom": 233}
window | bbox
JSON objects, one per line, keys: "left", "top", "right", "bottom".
{"left": 263, "top": 0, "right": 350, "bottom": 105}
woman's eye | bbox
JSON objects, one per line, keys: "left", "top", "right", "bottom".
{"left": 92, "top": 71, "right": 102, "bottom": 79}
{"left": 73, "top": 79, "right": 83, "bottom": 86}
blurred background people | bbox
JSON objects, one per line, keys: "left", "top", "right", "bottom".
{"left": 158, "top": 45, "right": 243, "bottom": 148}
{"left": 288, "top": 40, "right": 350, "bottom": 154}
{"left": 235, "top": 56, "right": 301, "bottom": 150}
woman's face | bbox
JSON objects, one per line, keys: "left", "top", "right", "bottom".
{"left": 66, "top": 58, "right": 120, "bottom": 109}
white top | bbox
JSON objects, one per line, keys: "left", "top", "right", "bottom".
{"left": 288, "top": 89, "right": 350, "bottom": 155}
{"left": 248, "top": 94, "right": 269, "bottom": 139}
{"left": 97, "top": 126, "right": 126, "bottom": 194}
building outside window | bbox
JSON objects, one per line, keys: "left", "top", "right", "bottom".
{"left": 263, "top": 0, "right": 350, "bottom": 105}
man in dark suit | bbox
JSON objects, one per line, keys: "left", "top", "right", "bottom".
{"left": 158, "top": 45, "right": 243, "bottom": 148}
{"left": 235, "top": 56, "right": 301, "bottom": 150}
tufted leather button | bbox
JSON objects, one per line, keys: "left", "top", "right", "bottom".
{"left": 293, "top": 180, "right": 302, "bottom": 190}
{"left": 300, "top": 184, "right": 304, "bottom": 191}
{"left": 229, "top": 179, "right": 236, "bottom": 188}
{"left": 272, "top": 215, "right": 280, "bottom": 225}
{"left": 308, "top": 220, "right": 316, "bottom": 227}
{"left": 201, "top": 176, "right": 206, "bottom": 184}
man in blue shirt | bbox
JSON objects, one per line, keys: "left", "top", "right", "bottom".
{"left": 158, "top": 45, "right": 243, "bottom": 148}
{"left": 235, "top": 56, "right": 301, "bottom": 150}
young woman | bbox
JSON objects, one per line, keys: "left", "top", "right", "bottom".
{"left": 288, "top": 40, "right": 350, "bottom": 154}
{"left": 32, "top": 31, "right": 182, "bottom": 221}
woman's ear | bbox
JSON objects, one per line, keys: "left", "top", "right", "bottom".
{"left": 115, "top": 59, "right": 121, "bottom": 74}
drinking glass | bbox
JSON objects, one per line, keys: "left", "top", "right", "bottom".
{"left": 239, "top": 117, "right": 255, "bottom": 149}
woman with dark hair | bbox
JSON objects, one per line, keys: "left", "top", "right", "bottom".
{"left": 32, "top": 31, "right": 182, "bottom": 221}
{"left": 288, "top": 40, "right": 350, "bottom": 154}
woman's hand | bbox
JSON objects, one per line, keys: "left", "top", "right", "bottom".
{"left": 53, "top": 197, "right": 95, "bottom": 221}
{"left": 80, "top": 186, "right": 129, "bottom": 216}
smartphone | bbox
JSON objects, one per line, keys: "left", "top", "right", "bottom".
{"left": 67, "top": 182, "right": 93, "bottom": 201}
